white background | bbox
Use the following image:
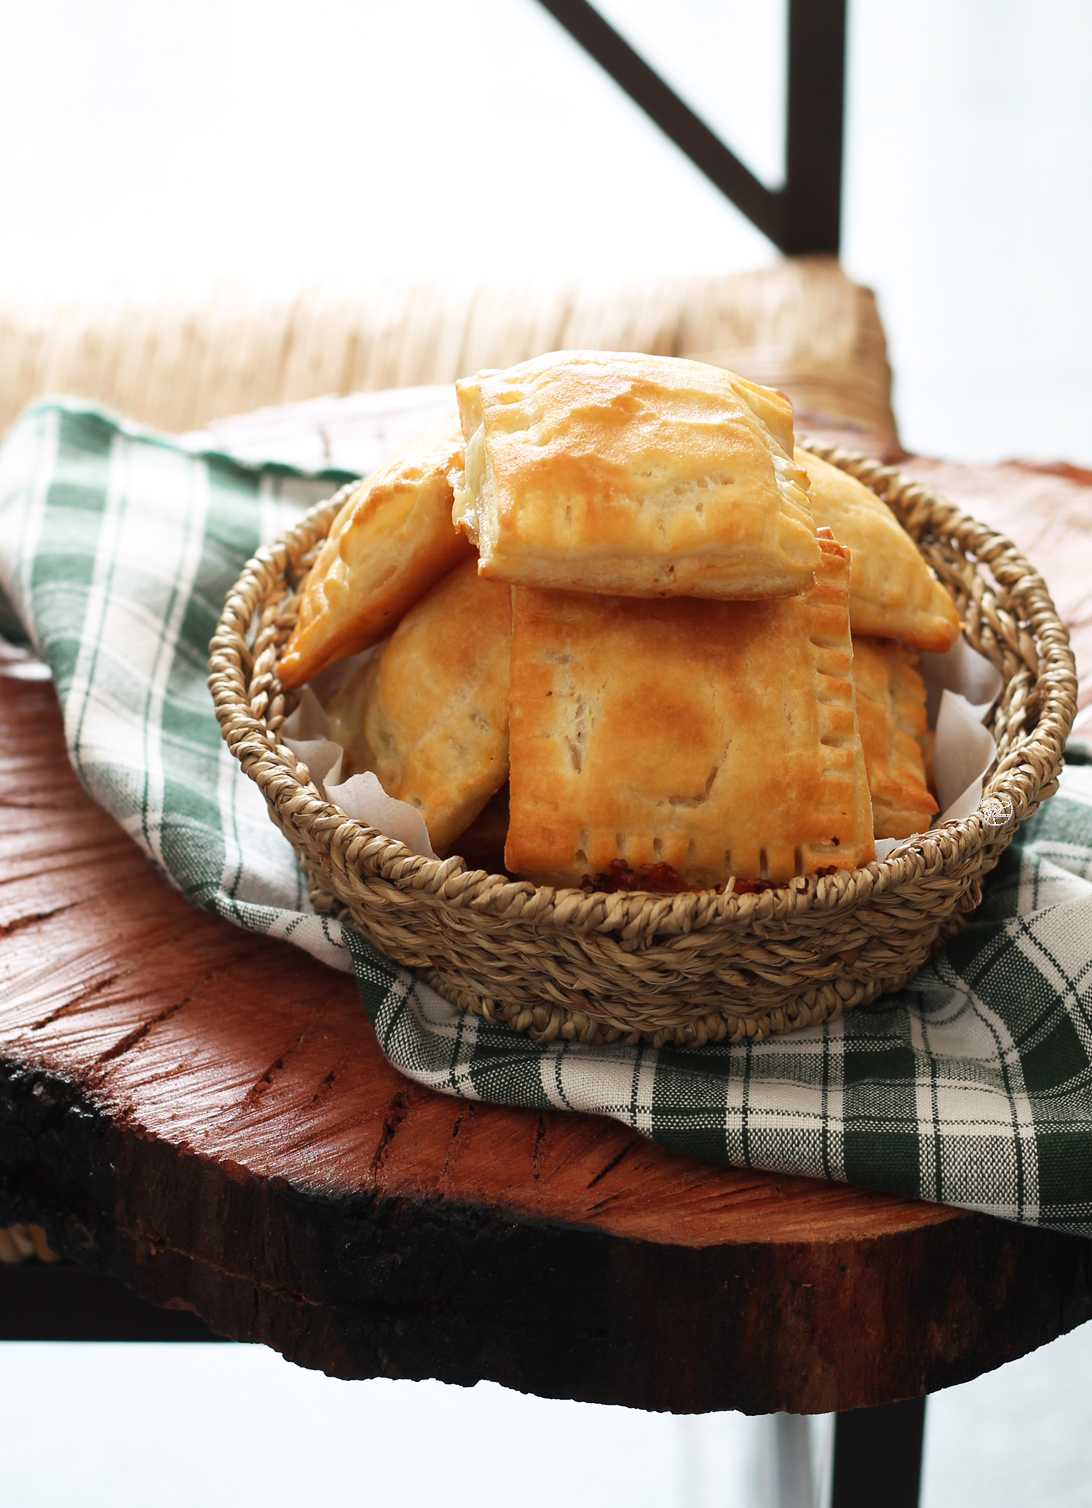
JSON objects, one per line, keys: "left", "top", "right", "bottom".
{"left": 0, "top": 0, "right": 1089, "bottom": 463}
{"left": 3, "top": 1322, "right": 1092, "bottom": 1507}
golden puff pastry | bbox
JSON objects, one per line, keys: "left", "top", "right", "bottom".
{"left": 505, "top": 533, "right": 874, "bottom": 888}
{"left": 851, "top": 636, "right": 939, "bottom": 840}
{"left": 452, "top": 350, "right": 819, "bottom": 601}
{"left": 796, "top": 447, "right": 961, "bottom": 652}
{"left": 277, "top": 411, "right": 474, "bottom": 690}
{"left": 326, "top": 558, "right": 511, "bottom": 850}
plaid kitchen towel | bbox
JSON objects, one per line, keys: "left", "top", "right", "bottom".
{"left": 3, "top": 398, "right": 1092, "bottom": 1235}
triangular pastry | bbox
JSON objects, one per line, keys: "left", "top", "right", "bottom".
{"left": 326, "top": 558, "right": 511, "bottom": 850}
{"left": 796, "top": 446, "right": 961, "bottom": 652}
{"left": 851, "top": 636, "right": 938, "bottom": 839}
{"left": 505, "top": 532, "right": 875, "bottom": 888}
{"left": 277, "top": 411, "right": 473, "bottom": 690}
{"left": 453, "top": 351, "right": 820, "bottom": 600}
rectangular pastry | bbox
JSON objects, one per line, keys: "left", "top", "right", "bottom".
{"left": 851, "top": 635, "right": 939, "bottom": 839}
{"left": 453, "top": 351, "right": 819, "bottom": 601}
{"left": 505, "top": 532, "right": 875, "bottom": 887}
{"left": 326, "top": 558, "right": 511, "bottom": 850}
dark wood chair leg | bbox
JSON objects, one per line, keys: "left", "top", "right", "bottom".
{"left": 831, "top": 1397, "right": 926, "bottom": 1508}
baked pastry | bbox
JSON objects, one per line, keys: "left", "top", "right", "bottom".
{"left": 277, "top": 411, "right": 473, "bottom": 690}
{"left": 452, "top": 350, "right": 819, "bottom": 600}
{"left": 505, "top": 531, "right": 874, "bottom": 887}
{"left": 325, "top": 558, "right": 511, "bottom": 849}
{"left": 851, "top": 636, "right": 938, "bottom": 839}
{"left": 796, "top": 446, "right": 961, "bottom": 652}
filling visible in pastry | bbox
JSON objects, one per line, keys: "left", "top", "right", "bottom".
{"left": 448, "top": 783, "right": 510, "bottom": 873}
{"left": 505, "top": 531, "right": 875, "bottom": 887}
{"left": 277, "top": 410, "right": 473, "bottom": 690}
{"left": 325, "top": 558, "right": 511, "bottom": 849}
{"left": 851, "top": 635, "right": 939, "bottom": 839}
{"left": 796, "top": 446, "right": 961, "bottom": 653}
{"left": 453, "top": 350, "right": 820, "bottom": 601}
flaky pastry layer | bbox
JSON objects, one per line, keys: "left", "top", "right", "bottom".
{"left": 796, "top": 447, "right": 961, "bottom": 652}
{"left": 277, "top": 411, "right": 473, "bottom": 690}
{"left": 453, "top": 350, "right": 819, "bottom": 600}
{"left": 851, "top": 636, "right": 939, "bottom": 839}
{"left": 505, "top": 533, "right": 874, "bottom": 887}
{"left": 326, "top": 558, "right": 511, "bottom": 849}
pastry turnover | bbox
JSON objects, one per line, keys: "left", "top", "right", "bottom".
{"left": 277, "top": 411, "right": 473, "bottom": 690}
{"left": 505, "top": 532, "right": 875, "bottom": 887}
{"left": 325, "top": 558, "right": 511, "bottom": 849}
{"left": 796, "top": 447, "right": 961, "bottom": 652}
{"left": 452, "top": 350, "right": 820, "bottom": 600}
{"left": 851, "top": 636, "right": 939, "bottom": 840}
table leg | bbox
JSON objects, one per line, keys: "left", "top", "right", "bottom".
{"left": 830, "top": 1397, "right": 926, "bottom": 1508}
{"left": 763, "top": 1412, "right": 816, "bottom": 1507}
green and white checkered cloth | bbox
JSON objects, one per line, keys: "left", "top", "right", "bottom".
{"left": 3, "top": 399, "right": 1092, "bottom": 1235}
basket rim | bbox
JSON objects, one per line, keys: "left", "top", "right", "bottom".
{"left": 208, "top": 441, "right": 1078, "bottom": 940}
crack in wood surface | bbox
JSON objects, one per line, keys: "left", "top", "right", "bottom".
{"left": 310, "top": 1068, "right": 339, "bottom": 1106}
{"left": 96, "top": 999, "right": 189, "bottom": 1065}
{"left": 0, "top": 795, "right": 85, "bottom": 811}
{"left": 370, "top": 1088, "right": 410, "bottom": 1180}
{"left": 128, "top": 1229, "right": 321, "bottom": 1309}
{"left": 247, "top": 1029, "right": 309, "bottom": 1100}
{"left": 0, "top": 900, "right": 78, "bottom": 938}
{"left": 585, "top": 1138, "right": 639, "bottom": 1191}
{"left": 587, "top": 1191, "right": 627, "bottom": 1215}
{"left": 531, "top": 1110, "right": 547, "bottom": 1184}
{"left": 441, "top": 1107, "right": 472, "bottom": 1183}
{"left": 30, "top": 971, "right": 125, "bottom": 1031}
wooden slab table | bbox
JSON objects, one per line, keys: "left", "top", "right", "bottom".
{"left": 1, "top": 456, "right": 1091, "bottom": 1442}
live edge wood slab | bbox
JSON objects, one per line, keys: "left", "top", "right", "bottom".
{"left": 2, "top": 456, "right": 1091, "bottom": 1418}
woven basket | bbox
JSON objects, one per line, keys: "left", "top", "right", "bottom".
{"left": 209, "top": 445, "right": 1077, "bottom": 1047}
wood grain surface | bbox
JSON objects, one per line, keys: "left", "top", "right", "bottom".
{"left": 1, "top": 455, "right": 1091, "bottom": 1414}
